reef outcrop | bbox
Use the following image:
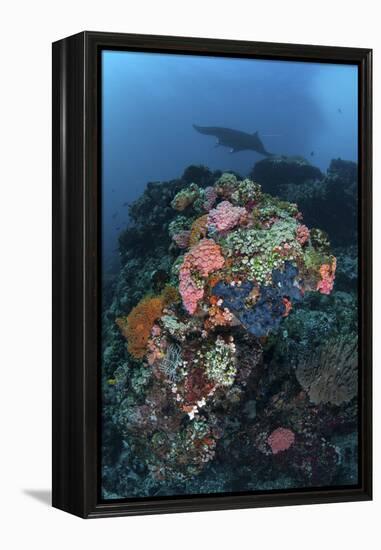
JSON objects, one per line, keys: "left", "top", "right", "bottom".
{"left": 101, "top": 161, "right": 358, "bottom": 498}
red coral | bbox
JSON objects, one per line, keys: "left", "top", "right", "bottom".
{"left": 181, "top": 367, "right": 215, "bottom": 409}
{"left": 267, "top": 427, "right": 295, "bottom": 454}
{"left": 317, "top": 257, "right": 336, "bottom": 295}
{"left": 179, "top": 239, "right": 225, "bottom": 314}
{"left": 207, "top": 201, "right": 246, "bottom": 233}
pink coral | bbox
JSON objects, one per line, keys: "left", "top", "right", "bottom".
{"left": 179, "top": 239, "right": 225, "bottom": 314}
{"left": 207, "top": 201, "right": 246, "bottom": 233}
{"left": 317, "top": 257, "right": 336, "bottom": 295}
{"left": 172, "top": 230, "right": 190, "bottom": 249}
{"left": 267, "top": 427, "right": 295, "bottom": 454}
{"left": 203, "top": 186, "right": 217, "bottom": 211}
{"left": 179, "top": 275, "right": 204, "bottom": 316}
{"left": 296, "top": 224, "right": 310, "bottom": 245}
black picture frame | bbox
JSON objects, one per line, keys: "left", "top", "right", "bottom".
{"left": 52, "top": 31, "right": 372, "bottom": 519}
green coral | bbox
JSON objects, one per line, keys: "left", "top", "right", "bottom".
{"left": 113, "top": 362, "right": 129, "bottom": 385}
{"left": 160, "top": 417, "right": 216, "bottom": 480}
{"left": 216, "top": 172, "right": 238, "bottom": 187}
{"left": 215, "top": 172, "right": 239, "bottom": 197}
{"left": 267, "top": 290, "right": 358, "bottom": 363}
{"left": 254, "top": 194, "right": 299, "bottom": 224}
{"left": 192, "top": 187, "right": 213, "bottom": 213}
{"left": 303, "top": 246, "right": 330, "bottom": 272}
{"left": 160, "top": 314, "right": 188, "bottom": 340}
{"left": 310, "top": 228, "right": 331, "bottom": 253}
{"left": 130, "top": 365, "right": 152, "bottom": 397}
{"left": 169, "top": 255, "right": 185, "bottom": 285}
{"left": 231, "top": 178, "right": 261, "bottom": 205}
{"left": 168, "top": 215, "right": 192, "bottom": 237}
{"left": 222, "top": 217, "right": 301, "bottom": 285}
{"left": 204, "top": 337, "right": 237, "bottom": 387}
{"left": 171, "top": 183, "right": 201, "bottom": 211}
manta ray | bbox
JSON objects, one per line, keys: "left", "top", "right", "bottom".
{"left": 193, "top": 124, "right": 273, "bottom": 156}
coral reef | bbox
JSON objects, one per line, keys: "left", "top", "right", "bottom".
{"left": 102, "top": 161, "right": 358, "bottom": 498}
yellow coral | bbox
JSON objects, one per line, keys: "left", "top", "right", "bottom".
{"left": 161, "top": 285, "right": 180, "bottom": 306}
{"left": 189, "top": 215, "right": 208, "bottom": 247}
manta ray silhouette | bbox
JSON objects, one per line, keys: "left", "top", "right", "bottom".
{"left": 193, "top": 124, "right": 273, "bottom": 156}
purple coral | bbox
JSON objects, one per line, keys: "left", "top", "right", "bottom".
{"left": 203, "top": 186, "right": 217, "bottom": 211}
{"left": 172, "top": 230, "right": 190, "bottom": 249}
{"left": 207, "top": 200, "right": 246, "bottom": 233}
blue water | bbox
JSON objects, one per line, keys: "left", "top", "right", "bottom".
{"left": 102, "top": 50, "right": 358, "bottom": 268}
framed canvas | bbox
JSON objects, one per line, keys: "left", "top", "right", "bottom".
{"left": 52, "top": 31, "right": 372, "bottom": 518}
